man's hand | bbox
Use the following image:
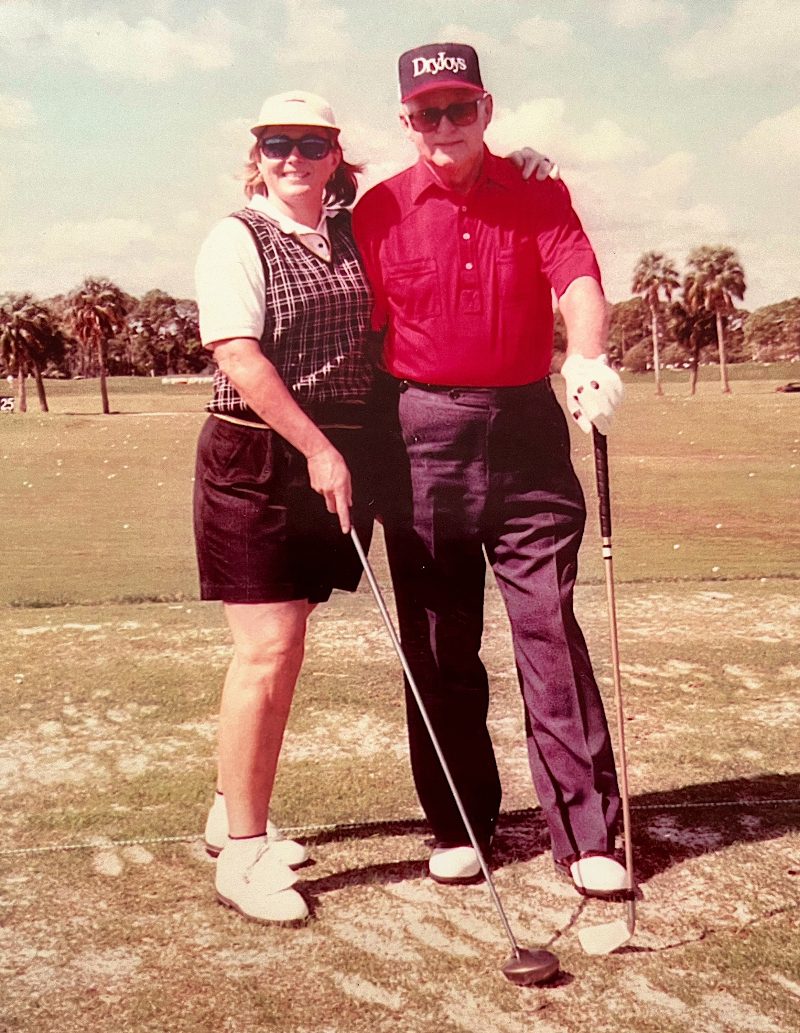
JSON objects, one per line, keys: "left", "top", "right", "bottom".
{"left": 307, "top": 444, "right": 352, "bottom": 534}
{"left": 560, "top": 354, "right": 623, "bottom": 436}
{"left": 507, "top": 147, "right": 560, "bottom": 181}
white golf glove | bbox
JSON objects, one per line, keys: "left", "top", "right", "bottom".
{"left": 506, "top": 147, "right": 560, "bottom": 181}
{"left": 560, "top": 354, "right": 623, "bottom": 436}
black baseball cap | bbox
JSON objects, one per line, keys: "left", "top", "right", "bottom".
{"left": 398, "top": 43, "right": 484, "bottom": 104}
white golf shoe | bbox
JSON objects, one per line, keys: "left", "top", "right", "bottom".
{"left": 215, "top": 837, "right": 309, "bottom": 924}
{"left": 556, "top": 852, "right": 628, "bottom": 898}
{"left": 204, "top": 793, "right": 309, "bottom": 868}
{"left": 428, "top": 845, "right": 483, "bottom": 884}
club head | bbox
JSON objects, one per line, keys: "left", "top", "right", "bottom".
{"left": 578, "top": 918, "right": 632, "bottom": 956}
{"left": 502, "top": 947, "right": 560, "bottom": 986}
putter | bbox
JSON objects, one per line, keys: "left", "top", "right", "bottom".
{"left": 577, "top": 429, "right": 637, "bottom": 956}
{"left": 350, "top": 527, "right": 560, "bottom": 987}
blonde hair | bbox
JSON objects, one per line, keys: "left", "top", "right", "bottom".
{"left": 242, "top": 135, "right": 364, "bottom": 208}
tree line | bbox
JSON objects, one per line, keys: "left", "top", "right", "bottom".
{"left": 0, "top": 278, "right": 205, "bottom": 413}
{"left": 548, "top": 245, "right": 796, "bottom": 395}
{"left": 2, "top": 245, "right": 799, "bottom": 413}
{"left": 608, "top": 246, "right": 797, "bottom": 395}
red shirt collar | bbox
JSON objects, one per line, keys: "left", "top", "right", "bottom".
{"left": 409, "top": 146, "right": 517, "bottom": 203}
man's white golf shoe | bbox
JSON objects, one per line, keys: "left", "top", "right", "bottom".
{"left": 555, "top": 851, "right": 628, "bottom": 898}
{"left": 428, "top": 845, "right": 483, "bottom": 884}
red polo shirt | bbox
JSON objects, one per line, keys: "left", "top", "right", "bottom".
{"left": 352, "top": 148, "right": 602, "bottom": 386}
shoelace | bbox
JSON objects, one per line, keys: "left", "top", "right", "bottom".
{"left": 242, "top": 840, "right": 273, "bottom": 884}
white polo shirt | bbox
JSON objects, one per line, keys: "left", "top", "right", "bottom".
{"left": 195, "top": 194, "right": 333, "bottom": 348}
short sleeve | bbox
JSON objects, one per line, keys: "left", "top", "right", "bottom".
{"left": 535, "top": 180, "right": 602, "bottom": 299}
{"left": 194, "top": 217, "right": 266, "bottom": 348}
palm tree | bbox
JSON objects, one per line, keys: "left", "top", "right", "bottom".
{"left": 631, "top": 251, "right": 680, "bottom": 396}
{"left": 63, "top": 278, "right": 129, "bottom": 413}
{"left": 668, "top": 299, "right": 715, "bottom": 396}
{"left": 683, "top": 246, "right": 746, "bottom": 395}
{"left": 0, "top": 293, "right": 63, "bottom": 413}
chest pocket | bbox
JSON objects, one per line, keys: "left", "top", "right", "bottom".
{"left": 496, "top": 244, "right": 538, "bottom": 303}
{"left": 385, "top": 258, "right": 441, "bottom": 320}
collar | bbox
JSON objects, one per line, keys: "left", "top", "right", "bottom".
{"left": 409, "top": 146, "right": 517, "bottom": 203}
{"left": 247, "top": 193, "right": 331, "bottom": 239}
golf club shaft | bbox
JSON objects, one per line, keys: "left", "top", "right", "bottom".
{"left": 592, "top": 428, "right": 636, "bottom": 932}
{"left": 349, "top": 527, "right": 522, "bottom": 958}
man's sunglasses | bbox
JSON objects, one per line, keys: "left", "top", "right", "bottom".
{"left": 259, "top": 134, "right": 334, "bottom": 160}
{"left": 406, "top": 95, "right": 487, "bottom": 133}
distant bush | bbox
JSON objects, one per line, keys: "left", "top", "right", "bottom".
{"left": 621, "top": 341, "right": 652, "bottom": 372}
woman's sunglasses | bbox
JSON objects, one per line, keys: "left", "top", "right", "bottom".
{"left": 259, "top": 134, "right": 334, "bottom": 161}
{"left": 406, "top": 95, "right": 487, "bottom": 134}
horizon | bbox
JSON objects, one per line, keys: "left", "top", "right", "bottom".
{"left": 1, "top": 1, "right": 798, "bottom": 312}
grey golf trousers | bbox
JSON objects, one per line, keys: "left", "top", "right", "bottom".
{"left": 377, "top": 374, "right": 620, "bottom": 861}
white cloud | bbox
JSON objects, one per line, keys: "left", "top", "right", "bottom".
{"left": 0, "top": 0, "right": 49, "bottom": 49}
{"left": 277, "top": 0, "right": 353, "bottom": 66}
{"left": 737, "top": 105, "right": 800, "bottom": 167}
{"left": 575, "top": 118, "right": 647, "bottom": 163}
{"left": 513, "top": 16, "right": 575, "bottom": 54}
{"left": 666, "top": 0, "right": 800, "bottom": 80}
{"left": 343, "top": 119, "right": 408, "bottom": 195}
{"left": 42, "top": 218, "right": 155, "bottom": 261}
{"left": 174, "top": 209, "right": 202, "bottom": 231}
{"left": 1, "top": 214, "right": 206, "bottom": 299}
{"left": 605, "top": 0, "right": 687, "bottom": 28}
{"left": 0, "top": 4, "right": 237, "bottom": 79}
{"left": 437, "top": 24, "right": 506, "bottom": 59}
{"left": 0, "top": 94, "right": 35, "bottom": 130}
{"left": 58, "top": 10, "right": 235, "bottom": 81}
{"left": 736, "top": 233, "right": 800, "bottom": 308}
{"left": 488, "top": 98, "right": 646, "bottom": 165}
{"left": 486, "top": 142, "right": 727, "bottom": 302}
{"left": 638, "top": 151, "right": 695, "bottom": 198}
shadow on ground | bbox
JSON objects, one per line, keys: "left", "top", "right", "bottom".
{"left": 301, "top": 771, "right": 800, "bottom": 893}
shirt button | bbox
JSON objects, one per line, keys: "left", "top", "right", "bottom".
{"left": 465, "top": 262, "right": 473, "bottom": 270}
{"left": 462, "top": 232, "right": 471, "bottom": 240}
{"left": 460, "top": 206, "right": 467, "bottom": 213}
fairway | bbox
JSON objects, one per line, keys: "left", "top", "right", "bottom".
{"left": 3, "top": 368, "right": 799, "bottom": 606}
{"left": 1, "top": 371, "right": 799, "bottom": 1032}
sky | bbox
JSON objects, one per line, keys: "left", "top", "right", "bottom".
{"left": 0, "top": 0, "right": 798, "bottom": 311}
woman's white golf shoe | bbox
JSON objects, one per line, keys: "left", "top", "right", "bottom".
{"left": 215, "top": 836, "right": 309, "bottom": 924}
{"left": 204, "top": 792, "right": 309, "bottom": 868}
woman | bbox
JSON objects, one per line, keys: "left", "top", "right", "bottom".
{"left": 193, "top": 91, "right": 375, "bottom": 924}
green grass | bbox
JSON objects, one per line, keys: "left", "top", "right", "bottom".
{"left": 1, "top": 369, "right": 799, "bottom": 1032}
{"left": 2, "top": 370, "right": 799, "bottom": 605}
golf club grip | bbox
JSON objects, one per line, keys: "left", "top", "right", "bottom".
{"left": 592, "top": 427, "right": 612, "bottom": 539}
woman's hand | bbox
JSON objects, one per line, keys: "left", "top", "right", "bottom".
{"left": 213, "top": 338, "right": 355, "bottom": 533}
{"left": 307, "top": 444, "right": 353, "bottom": 534}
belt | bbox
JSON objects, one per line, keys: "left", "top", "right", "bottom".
{"left": 210, "top": 411, "right": 364, "bottom": 432}
{"left": 212, "top": 412, "right": 269, "bottom": 429}
{"left": 394, "top": 377, "right": 548, "bottom": 399}
{"left": 398, "top": 379, "right": 464, "bottom": 398}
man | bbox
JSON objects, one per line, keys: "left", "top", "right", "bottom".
{"left": 353, "top": 42, "right": 626, "bottom": 896}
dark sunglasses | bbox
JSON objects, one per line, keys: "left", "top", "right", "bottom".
{"left": 259, "top": 134, "right": 334, "bottom": 160}
{"left": 406, "top": 95, "right": 486, "bottom": 133}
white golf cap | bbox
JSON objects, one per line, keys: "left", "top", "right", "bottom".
{"left": 250, "top": 91, "right": 340, "bottom": 137}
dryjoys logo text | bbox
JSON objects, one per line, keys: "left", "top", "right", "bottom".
{"left": 412, "top": 52, "right": 468, "bottom": 77}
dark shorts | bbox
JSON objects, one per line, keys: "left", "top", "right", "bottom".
{"left": 193, "top": 415, "right": 375, "bottom": 604}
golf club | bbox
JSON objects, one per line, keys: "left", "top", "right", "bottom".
{"left": 577, "top": 429, "right": 637, "bottom": 956}
{"left": 349, "top": 527, "right": 560, "bottom": 987}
